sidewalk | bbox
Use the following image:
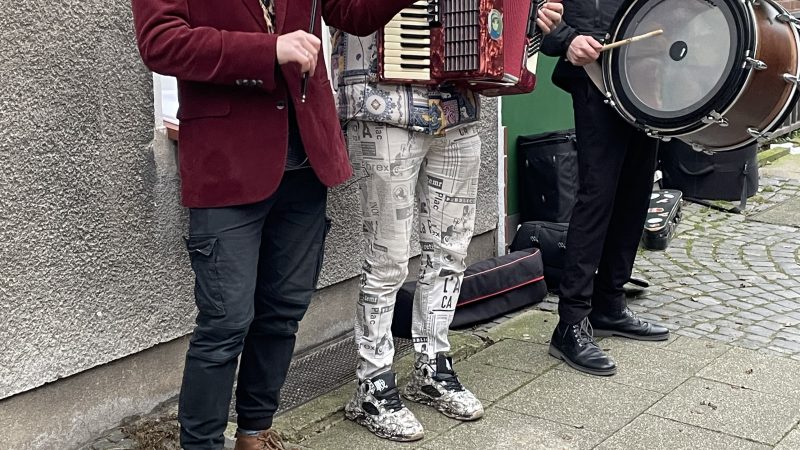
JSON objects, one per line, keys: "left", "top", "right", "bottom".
{"left": 82, "top": 168, "right": 800, "bottom": 450}
{"left": 281, "top": 311, "right": 800, "bottom": 450}
{"left": 278, "top": 169, "right": 800, "bottom": 449}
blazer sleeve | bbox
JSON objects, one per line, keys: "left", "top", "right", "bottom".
{"left": 322, "top": 0, "right": 418, "bottom": 36}
{"left": 542, "top": 22, "right": 579, "bottom": 58}
{"left": 131, "top": 0, "right": 279, "bottom": 92}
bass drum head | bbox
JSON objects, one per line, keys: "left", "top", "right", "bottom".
{"left": 605, "top": 0, "right": 753, "bottom": 132}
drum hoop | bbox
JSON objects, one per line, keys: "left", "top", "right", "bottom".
{"left": 681, "top": 0, "right": 800, "bottom": 152}
{"left": 747, "top": 0, "right": 800, "bottom": 136}
{"left": 603, "top": 0, "right": 757, "bottom": 135}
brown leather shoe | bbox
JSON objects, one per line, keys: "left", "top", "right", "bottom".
{"left": 233, "top": 429, "right": 285, "bottom": 450}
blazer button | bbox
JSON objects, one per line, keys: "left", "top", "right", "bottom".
{"left": 276, "top": 101, "right": 286, "bottom": 110}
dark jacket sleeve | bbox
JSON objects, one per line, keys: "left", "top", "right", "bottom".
{"left": 322, "top": 0, "right": 418, "bottom": 36}
{"left": 131, "top": 0, "right": 279, "bottom": 92}
{"left": 542, "top": 22, "right": 579, "bottom": 57}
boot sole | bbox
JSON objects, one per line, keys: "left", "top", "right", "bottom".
{"left": 344, "top": 408, "right": 425, "bottom": 442}
{"left": 593, "top": 329, "right": 670, "bottom": 341}
{"left": 548, "top": 345, "right": 617, "bottom": 377}
{"left": 403, "top": 390, "right": 484, "bottom": 422}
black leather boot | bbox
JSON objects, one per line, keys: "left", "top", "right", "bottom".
{"left": 549, "top": 318, "right": 617, "bottom": 376}
{"left": 591, "top": 307, "right": 670, "bottom": 341}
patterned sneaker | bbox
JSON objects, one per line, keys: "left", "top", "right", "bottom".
{"left": 344, "top": 371, "right": 424, "bottom": 442}
{"left": 403, "top": 353, "right": 484, "bottom": 421}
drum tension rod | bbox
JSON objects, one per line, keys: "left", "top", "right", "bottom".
{"left": 702, "top": 111, "right": 729, "bottom": 127}
{"left": 745, "top": 57, "right": 768, "bottom": 71}
{"left": 776, "top": 13, "right": 800, "bottom": 26}
{"left": 748, "top": 127, "right": 773, "bottom": 141}
{"left": 784, "top": 73, "right": 800, "bottom": 85}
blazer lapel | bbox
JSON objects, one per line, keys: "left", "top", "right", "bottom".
{"left": 240, "top": 0, "right": 268, "bottom": 32}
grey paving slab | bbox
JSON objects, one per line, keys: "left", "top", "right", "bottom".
{"left": 750, "top": 196, "right": 800, "bottom": 227}
{"left": 775, "top": 429, "right": 800, "bottom": 450}
{"left": 596, "top": 414, "right": 769, "bottom": 450}
{"left": 453, "top": 361, "right": 535, "bottom": 403}
{"left": 422, "top": 407, "right": 605, "bottom": 450}
{"left": 556, "top": 339, "right": 709, "bottom": 394}
{"left": 466, "top": 339, "right": 559, "bottom": 375}
{"left": 496, "top": 370, "right": 662, "bottom": 435}
{"left": 698, "top": 346, "right": 800, "bottom": 399}
{"left": 647, "top": 377, "right": 800, "bottom": 445}
{"left": 486, "top": 309, "right": 556, "bottom": 344}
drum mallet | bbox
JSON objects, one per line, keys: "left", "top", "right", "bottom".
{"left": 602, "top": 29, "right": 664, "bottom": 51}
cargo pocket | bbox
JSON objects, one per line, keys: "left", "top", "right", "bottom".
{"left": 312, "top": 218, "right": 333, "bottom": 288}
{"left": 185, "top": 236, "right": 225, "bottom": 317}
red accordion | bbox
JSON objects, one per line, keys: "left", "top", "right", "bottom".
{"left": 378, "top": 0, "right": 544, "bottom": 96}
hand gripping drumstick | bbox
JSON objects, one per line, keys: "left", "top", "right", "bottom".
{"left": 300, "top": 0, "right": 319, "bottom": 103}
{"left": 601, "top": 29, "right": 664, "bottom": 51}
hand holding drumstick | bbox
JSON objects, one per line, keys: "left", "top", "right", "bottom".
{"left": 601, "top": 29, "right": 664, "bottom": 51}
{"left": 567, "top": 29, "right": 664, "bottom": 66}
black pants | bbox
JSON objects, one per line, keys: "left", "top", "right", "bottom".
{"left": 557, "top": 75, "right": 658, "bottom": 325}
{"left": 179, "top": 168, "right": 329, "bottom": 450}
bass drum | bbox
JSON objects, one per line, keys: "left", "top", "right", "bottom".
{"left": 602, "top": 0, "right": 800, "bottom": 152}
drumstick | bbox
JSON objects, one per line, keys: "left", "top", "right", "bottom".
{"left": 300, "top": 0, "right": 319, "bottom": 103}
{"left": 601, "top": 29, "right": 664, "bottom": 51}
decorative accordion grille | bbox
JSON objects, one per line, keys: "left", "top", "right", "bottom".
{"left": 442, "top": 0, "right": 480, "bottom": 72}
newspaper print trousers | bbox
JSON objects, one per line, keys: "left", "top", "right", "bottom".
{"left": 347, "top": 121, "right": 482, "bottom": 381}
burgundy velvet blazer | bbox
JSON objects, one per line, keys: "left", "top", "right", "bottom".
{"left": 132, "top": 0, "right": 415, "bottom": 207}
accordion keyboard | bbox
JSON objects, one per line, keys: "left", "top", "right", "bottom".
{"left": 383, "top": 1, "right": 433, "bottom": 81}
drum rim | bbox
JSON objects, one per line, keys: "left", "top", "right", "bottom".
{"left": 603, "top": 0, "right": 756, "bottom": 135}
{"left": 683, "top": 0, "right": 800, "bottom": 151}
{"left": 751, "top": 0, "right": 800, "bottom": 137}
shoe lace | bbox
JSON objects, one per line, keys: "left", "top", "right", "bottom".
{"left": 573, "top": 318, "right": 596, "bottom": 347}
{"left": 433, "top": 371, "right": 465, "bottom": 392}
{"left": 256, "top": 429, "right": 285, "bottom": 450}
{"left": 623, "top": 307, "right": 643, "bottom": 324}
{"left": 375, "top": 386, "right": 405, "bottom": 412}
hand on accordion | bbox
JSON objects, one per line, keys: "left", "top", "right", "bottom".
{"left": 537, "top": 0, "right": 564, "bottom": 35}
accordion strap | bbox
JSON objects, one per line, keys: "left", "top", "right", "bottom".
{"left": 583, "top": 61, "right": 606, "bottom": 94}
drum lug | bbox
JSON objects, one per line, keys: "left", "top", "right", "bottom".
{"left": 702, "top": 111, "right": 729, "bottom": 127}
{"left": 603, "top": 98, "right": 616, "bottom": 107}
{"left": 784, "top": 73, "right": 800, "bottom": 85}
{"left": 745, "top": 57, "right": 768, "bottom": 71}
{"left": 688, "top": 142, "right": 710, "bottom": 154}
{"left": 777, "top": 12, "right": 800, "bottom": 26}
{"left": 747, "top": 127, "right": 773, "bottom": 141}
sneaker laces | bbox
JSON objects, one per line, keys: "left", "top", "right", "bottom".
{"left": 433, "top": 371, "right": 465, "bottom": 392}
{"left": 375, "top": 385, "right": 404, "bottom": 412}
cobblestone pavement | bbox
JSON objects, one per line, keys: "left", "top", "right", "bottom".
{"left": 80, "top": 177, "right": 800, "bottom": 449}
{"left": 537, "top": 177, "right": 800, "bottom": 362}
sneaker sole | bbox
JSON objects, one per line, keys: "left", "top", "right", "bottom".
{"left": 403, "top": 390, "right": 484, "bottom": 422}
{"left": 593, "top": 329, "right": 670, "bottom": 341}
{"left": 344, "top": 408, "right": 425, "bottom": 442}
{"left": 548, "top": 345, "right": 617, "bottom": 377}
